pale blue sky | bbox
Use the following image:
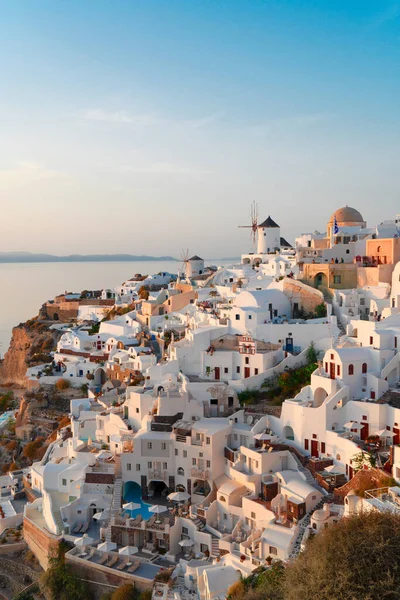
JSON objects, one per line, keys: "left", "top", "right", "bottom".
{"left": 0, "top": 0, "right": 399, "bottom": 257}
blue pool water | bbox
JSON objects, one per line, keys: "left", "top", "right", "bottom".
{"left": 123, "top": 481, "right": 152, "bottom": 520}
{"left": 0, "top": 411, "right": 15, "bottom": 429}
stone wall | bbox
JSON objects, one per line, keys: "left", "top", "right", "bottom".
{"left": 23, "top": 516, "right": 60, "bottom": 570}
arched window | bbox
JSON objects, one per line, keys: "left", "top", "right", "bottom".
{"left": 348, "top": 364, "right": 354, "bottom": 375}
{"left": 362, "top": 363, "right": 367, "bottom": 374}
{"left": 377, "top": 246, "right": 381, "bottom": 253}
{"left": 219, "top": 496, "right": 226, "bottom": 502}
{"left": 177, "top": 467, "right": 184, "bottom": 476}
{"left": 269, "top": 546, "right": 278, "bottom": 555}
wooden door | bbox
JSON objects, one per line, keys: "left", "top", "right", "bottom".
{"left": 215, "top": 367, "right": 220, "bottom": 380}
{"left": 311, "top": 440, "right": 319, "bottom": 458}
{"left": 330, "top": 362, "right": 336, "bottom": 380}
{"left": 244, "top": 367, "right": 250, "bottom": 379}
{"left": 361, "top": 422, "right": 369, "bottom": 441}
{"left": 393, "top": 428, "right": 400, "bottom": 445}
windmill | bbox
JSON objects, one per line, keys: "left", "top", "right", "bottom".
{"left": 238, "top": 201, "right": 259, "bottom": 249}
{"left": 179, "top": 248, "right": 190, "bottom": 278}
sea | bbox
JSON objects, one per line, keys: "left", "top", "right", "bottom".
{"left": 0, "top": 259, "right": 228, "bottom": 356}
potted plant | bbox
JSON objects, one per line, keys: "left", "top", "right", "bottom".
{"left": 266, "top": 555, "right": 273, "bottom": 566}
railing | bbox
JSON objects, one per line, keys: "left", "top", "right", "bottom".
{"left": 191, "top": 468, "right": 209, "bottom": 479}
{"left": 148, "top": 469, "right": 167, "bottom": 481}
{"left": 191, "top": 438, "right": 203, "bottom": 446}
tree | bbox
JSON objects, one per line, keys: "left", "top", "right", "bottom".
{"left": 306, "top": 342, "right": 318, "bottom": 364}
{"left": 283, "top": 511, "right": 400, "bottom": 600}
{"left": 40, "top": 550, "right": 92, "bottom": 600}
{"left": 56, "top": 378, "right": 71, "bottom": 391}
{"left": 111, "top": 583, "right": 136, "bottom": 600}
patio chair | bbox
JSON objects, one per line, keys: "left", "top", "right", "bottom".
{"left": 87, "top": 547, "right": 96, "bottom": 561}
{"left": 128, "top": 561, "right": 140, "bottom": 573}
{"left": 117, "top": 560, "right": 128, "bottom": 570}
{"left": 72, "top": 523, "right": 82, "bottom": 533}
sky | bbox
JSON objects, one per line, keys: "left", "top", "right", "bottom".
{"left": 0, "top": 0, "right": 399, "bottom": 258}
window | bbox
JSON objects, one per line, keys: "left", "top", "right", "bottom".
{"left": 333, "top": 275, "right": 342, "bottom": 284}
{"left": 136, "top": 464, "right": 141, "bottom": 471}
{"left": 362, "top": 363, "right": 367, "bottom": 374}
{"left": 251, "top": 512, "right": 256, "bottom": 519}
{"left": 248, "top": 314, "right": 252, "bottom": 320}
{"left": 254, "top": 368, "right": 259, "bottom": 375}
{"left": 163, "top": 462, "right": 167, "bottom": 470}
{"left": 136, "top": 407, "right": 139, "bottom": 413}
{"left": 162, "top": 442, "right": 167, "bottom": 450}
{"left": 182, "top": 526, "right": 188, "bottom": 535}
{"left": 370, "top": 336, "right": 373, "bottom": 345}
{"left": 223, "top": 513, "right": 227, "bottom": 520}
{"left": 192, "top": 458, "right": 197, "bottom": 466}
{"left": 235, "top": 314, "right": 240, "bottom": 320}
{"left": 127, "top": 463, "right": 132, "bottom": 471}
{"left": 220, "top": 495, "right": 226, "bottom": 502}
{"left": 362, "top": 415, "right": 367, "bottom": 421}
{"left": 175, "top": 449, "right": 178, "bottom": 456}
{"left": 177, "top": 467, "right": 184, "bottom": 476}
{"left": 147, "top": 442, "right": 152, "bottom": 450}
{"left": 62, "top": 479, "right": 67, "bottom": 486}
{"left": 224, "top": 367, "right": 228, "bottom": 374}
{"left": 183, "top": 450, "right": 187, "bottom": 458}
{"left": 304, "top": 439, "right": 309, "bottom": 450}
{"left": 348, "top": 364, "right": 354, "bottom": 375}
{"left": 312, "top": 434, "right": 317, "bottom": 439}
{"left": 337, "top": 364, "right": 340, "bottom": 376}
{"left": 321, "top": 442, "right": 326, "bottom": 453}
{"left": 346, "top": 249, "right": 350, "bottom": 254}
{"left": 236, "top": 366, "right": 240, "bottom": 374}
{"left": 269, "top": 546, "right": 278, "bottom": 555}
{"left": 206, "top": 460, "right": 211, "bottom": 468}
{"left": 245, "top": 357, "right": 249, "bottom": 365}
{"left": 148, "top": 461, "right": 152, "bottom": 469}
{"left": 200, "top": 544, "right": 208, "bottom": 553}
{"left": 206, "top": 437, "right": 210, "bottom": 445}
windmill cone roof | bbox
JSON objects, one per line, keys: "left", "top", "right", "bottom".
{"left": 258, "top": 216, "right": 279, "bottom": 228}
{"left": 189, "top": 255, "right": 203, "bottom": 261}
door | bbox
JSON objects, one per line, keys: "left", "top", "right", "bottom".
{"left": 215, "top": 367, "right": 220, "bottom": 381}
{"left": 361, "top": 422, "right": 369, "bottom": 441}
{"left": 244, "top": 367, "right": 250, "bottom": 379}
{"left": 285, "top": 337, "right": 294, "bottom": 353}
{"left": 311, "top": 440, "right": 319, "bottom": 458}
{"left": 330, "top": 362, "right": 336, "bottom": 380}
{"left": 393, "top": 428, "right": 400, "bottom": 445}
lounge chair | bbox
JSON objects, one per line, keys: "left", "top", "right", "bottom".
{"left": 86, "top": 547, "right": 96, "bottom": 561}
{"left": 80, "top": 521, "right": 89, "bottom": 533}
{"left": 128, "top": 561, "right": 140, "bottom": 573}
{"left": 72, "top": 523, "right": 82, "bottom": 533}
{"left": 106, "top": 554, "right": 119, "bottom": 568}
{"left": 98, "top": 553, "right": 109, "bottom": 565}
{"left": 117, "top": 560, "right": 128, "bottom": 570}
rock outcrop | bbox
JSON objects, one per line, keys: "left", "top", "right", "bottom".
{"left": 0, "top": 318, "right": 60, "bottom": 387}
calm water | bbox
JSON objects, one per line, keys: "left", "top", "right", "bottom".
{"left": 0, "top": 260, "right": 226, "bottom": 355}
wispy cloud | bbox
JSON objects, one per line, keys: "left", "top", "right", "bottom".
{"left": 77, "top": 108, "right": 158, "bottom": 126}
{"left": 73, "top": 108, "right": 222, "bottom": 130}
{"left": 119, "top": 162, "right": 212, "bottom": 175}
{"left": 242, "top": 112, "right": 334, "bottom": 134}
{"left": 0, "top": 161, "right": 66, "bottom": 181}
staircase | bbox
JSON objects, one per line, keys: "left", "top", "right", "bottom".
{"left": 176, "top": 434, "right": 187, "bottom": 443}
{"left": 113, "top": 478, "right": 123, "bottom": 510}
{"left": 291, "top": 453, "right": 327, "bottom": 494}
{"left": 191, "top": 517, "right": 206, "bottom": 531}
{"left": 114, "top": 454, "right": 122, "bottom": 478}
{"left": 54, "top": 510, "right": 64, "bottom": 534}
{"left": 210, "top": 534, "right": 220, "bottom": 558}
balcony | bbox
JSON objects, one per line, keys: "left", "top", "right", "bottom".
{"left": 191, "top": 468, "right": 209, "bottom": 479}
{"left": 148, "top": 469, "right": 167, "bottom": 481}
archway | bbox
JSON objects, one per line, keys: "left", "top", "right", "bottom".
{"left": 148, "top": 480, "right": 168, "bottom": 501}
{"left": 314, "top": 387, "right": 328, "bottom": 408}
{"left": 193, "top": 480, "right": 211, "bottom": 497}
{"left": 176, "top": 484, "right": 186, "bottom": 492}
{"left": 314, "top": 272, "right": 328, "bottom": 288}
{"left": 282, "top": 425, "right": 295, "bottom": 440}
{"left": 93, "top": 367, "right": 107, "bottom": 387}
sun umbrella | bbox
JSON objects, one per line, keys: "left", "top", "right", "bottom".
{"left": 167, "top": 492, "right": 190, "bottom": 503}
{"left": 74, "top": 534, "right": 94, "bottom": 547}
{"left": 97, "top": 541, "right": 117, "bottom": 553}
{"left": 123, "top": 502, "right": 142, "bottom": 511}
{"left": 374, "top": 429, "right": 395, "bottom": 437}
{"left": 324, "top": 464, "right": 346, "bottom": 474}
{"left": 93, "top": 508, "right": 111, "bottom": 521}
{"left": 119, "top": 546, "right": 138, "bottom": 556}
{"left": 344, "top": 421, "right": 362, "bottom": 430}
{"left": 254, "top": 433, "right": 272, "bottom": 441}
{"left": 179, "top": 539, "right": 194, "bottom": 547}
{"left": 149, "top": 505, "right": 168, "bottom": 515}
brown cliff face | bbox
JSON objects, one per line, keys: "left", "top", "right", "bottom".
{"left": 0, "top": 319, "right": 61, "bottom": 387}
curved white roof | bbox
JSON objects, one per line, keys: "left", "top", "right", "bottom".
{"left": 235, "top": 289, "right": 290, "bottom": 310}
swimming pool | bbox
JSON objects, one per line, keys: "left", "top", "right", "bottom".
{"left": 0, "top": 411, "right": 15, "bottom": 429}
{"left": 123, "top": 481, "right": 152, "bottom": 520}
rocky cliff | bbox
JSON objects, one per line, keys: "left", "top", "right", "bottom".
{"left": 0, "top": 318, "right": 61, "bottom": 387}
